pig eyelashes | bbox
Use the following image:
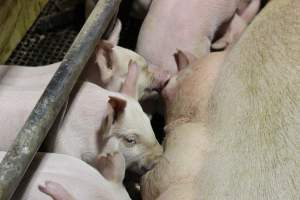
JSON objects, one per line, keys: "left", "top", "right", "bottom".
{"left": 112, "top": 131, "right": 140, "bottom": 146}
{"left": 122, "top": 134, "right": 138, "bottom": 147}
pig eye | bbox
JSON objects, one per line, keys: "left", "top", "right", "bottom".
{"left": 123, "top": 135, "right": 137, "bottom": 147}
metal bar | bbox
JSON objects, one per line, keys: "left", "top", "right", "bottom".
{"left": 0, "top": 0, "right": 121, "bottom": 199}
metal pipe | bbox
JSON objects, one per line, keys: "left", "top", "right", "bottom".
{"left": 0, "top": 0, "right": 121, "bottom": 199}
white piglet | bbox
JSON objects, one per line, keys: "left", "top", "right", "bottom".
{"left": 0, "top": 151, "right": 131, "bottom": 200}
{"left": 0, "top": 63, "right": 162, "bottom": 174}
{"left": 136, "top": 0, "right": 261, "bottom": 74}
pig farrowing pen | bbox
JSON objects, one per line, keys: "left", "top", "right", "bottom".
{"left": 0, "top": 0, "right": 122, "bottom": 199}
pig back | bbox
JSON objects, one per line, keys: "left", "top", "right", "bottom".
{"left": 0, "top": 152, "right": 122, "bottom": 200}
{"left": 198, "top": 0, "right": 300, "bottom": 199}
{"left": 0, "top": 63, "right": 59, "bottom": 89}
{"left": 136, "top": 0, "right": 240, "bottom": 73}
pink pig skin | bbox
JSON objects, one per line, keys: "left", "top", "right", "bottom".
{"left": 136, "top": 0, "right": 241, "bottom": 73}
{"left": 136, "top": 0, "right": 261, "bottom": 74}
{"left": 0, "top": 152, "right": 131, "bottom": 200}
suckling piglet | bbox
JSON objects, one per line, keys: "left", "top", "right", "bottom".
{"left": 136, "top": 0, "right": 261, "bottom": 74}
{"left": 0, "top": 63, "right": 162, "bottom": 175}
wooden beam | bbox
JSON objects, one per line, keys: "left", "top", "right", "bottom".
{"left": 0, "top": 0, "right": 48, "bottom": 64}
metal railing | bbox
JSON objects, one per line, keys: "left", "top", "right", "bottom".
{"left": 0, "top": 0, "right": 121, "bottom": 199}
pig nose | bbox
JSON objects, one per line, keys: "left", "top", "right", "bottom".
{"left": 150, "top": 70, "right": 172, "bottom": 91}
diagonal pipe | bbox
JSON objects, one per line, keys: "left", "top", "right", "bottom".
{"left": 0, "top": 0, "right": 121, "bottom": 199}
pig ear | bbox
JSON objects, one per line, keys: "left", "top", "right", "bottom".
{"left": 100, "top": 102, "right": 117, "bottom": 139}
{"left": 95, "top": 152, "right": 126, "bottom": 183}
{"left": 120, "top": 60, "right": 140, "bottom": 98}
{"left": 174, "top": 49, "right": 197, "bottom": 71}
{"left": 108, "top": 96, "right": 127, "bottom": 122}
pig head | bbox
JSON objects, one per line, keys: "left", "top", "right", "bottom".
{"left": 90, "top": 40, "right": 170, "bottom": 101}
{"left": 82, "top": 19, "right": 170, "bottom": 101}
{"left": 99, "top": 62, "right": 163, "bottom": 175}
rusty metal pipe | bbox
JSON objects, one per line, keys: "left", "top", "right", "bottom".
{"left": 0, "top": 0, "right": 121, "bottom": 199}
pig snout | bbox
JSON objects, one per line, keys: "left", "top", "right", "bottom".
{"left": 142, "top": 146, "right": 162, "bottom": 172}
{"left": 131, "top": 144, "right": 163, "bottom": 175}
{"left": 148, "top": 68, "right": 172, "bottom": 92}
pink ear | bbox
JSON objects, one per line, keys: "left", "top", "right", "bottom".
{"left": 121, "top": 60, "right": 140, "bottom": 97}
{"left": 108, "top": 96, "right": 127, "bottom": 121}
{"left": 100, "top": 104, "right": 115, "bottom": 138}
{"left": 173, "top": 49, "right": 197, "bottom": 71}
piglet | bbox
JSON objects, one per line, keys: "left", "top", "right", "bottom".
{"left": 0, "top": 45, "right": 163, "bottom": 101}
{"left": 0, "top": 151, "right": 131, "bottom": 200}
{"left": 136, "top": 0, "right": 261, "bottom": 74}
{"left": 0, "top": 62, "right": 162, "bottom": 175}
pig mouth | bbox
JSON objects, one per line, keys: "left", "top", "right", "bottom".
{"left": 147, "top": 78, "right": 170, "bottom": 94}
{"left": 139, "top": 89, "right": 159, "bottom": 102}
{"left": 129, "top": 162, "right": 156, "bottom": 176}
{"left": 160, "top": 78, "right": 170, "bottom": 91}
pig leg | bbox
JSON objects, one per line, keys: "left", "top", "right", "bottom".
{"left": 39, "top": 181, "right": 76, "bottom": 200}
{"left": 212, "top": 0, "right": 261, "bottom": 50}
{"left": 88, "top": 19, "right": 121, "bottom": 86}
{"left": 107, "top": 19, "right": 122, "bottom": 46}
{"left": 94, "top": 41, "right": 116, "bottom": 85}
{"left": 120, "top": 60, "right": 140, "bottom": 98}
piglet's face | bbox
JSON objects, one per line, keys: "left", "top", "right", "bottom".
{"left": 140, "top": 66, "right": 172, "bottom": 100}
{"left": 111, "top": 97, "right": 163, "bottom": 175}
{"left": 103, "top": 63, "right": 163, "bottom": 175}
{"left": 96, "top": 43, "right": 171, "bottom": 101}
